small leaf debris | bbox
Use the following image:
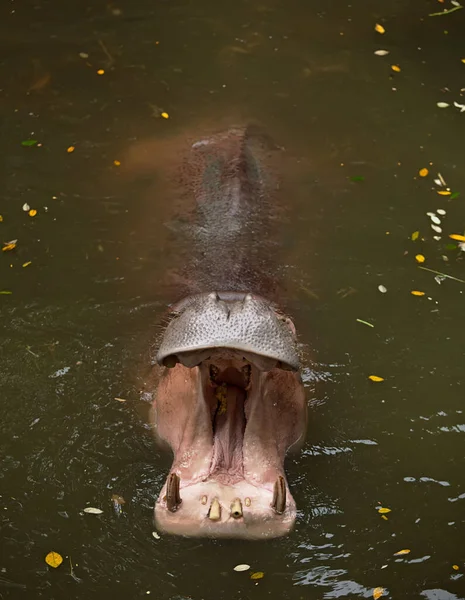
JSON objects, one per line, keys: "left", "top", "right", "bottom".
{"left": 373, "top": 588, "right": 385, "bottom": 600}
{"left": 250, "top": 571, "right": 265, "bottom": 580}
{"left": 375, "top": 24, "right": 385, "bottom": 34}
{"left": 45, "top": 551, "right": 63, "bottom": 568}
{"left": 234, "top": 564, "right": 251, "bottom": 572}
{"left": 369, "top": 375, "right": 384, "bottom": 382}
{"left": 83, "top": 507, "right": 103, "bottom": 514}
{"left": 394, "top": 549, "right": 411, "bottom": 556}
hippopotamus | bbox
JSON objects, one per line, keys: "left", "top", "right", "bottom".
{"left": 150, "top": 126, "right": 307, "bottom": 539}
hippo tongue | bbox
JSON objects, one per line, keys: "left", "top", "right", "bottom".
{"left": 209, "top": 384, "right": 246, "bottom": 484}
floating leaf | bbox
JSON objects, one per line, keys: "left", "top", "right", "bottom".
{"left": 29, "top": 209, "right": 37, "bottom": 217}
{"left": 83, "top": 507, "right": 103, "bottom": 514}
{"left": 350, "top": 175, "right": 365, "bottom": 182}
{"left": 152, "top": 531, "right": 161, "bottom": 540}
{"left": 97, "top": 69, "right": 105, "bottom": 75}
{"left": 453, "top": 564, "right": 459, "bottom": 570}
{"left": 450, "top": 191, "right": 460, "bottom": 199}
{"left": 373, "top": 588, "right": 385, "bottom": 600}
{"left": 450, "top": 234, "right": 465, "bottom": 242}
{"left": 375, "top": 24, "right": 385, "bottom": 34}
{"left": 22, "top": 261, "right": 32, "bottom": 267}
{"left": 250, "top": 571, "right": 265, "bottom": 580}
{"left": 381, "top": 515, "right": 388, "bottom": 521}
{"left": 391, "top": 65, "right": 401, "bottom": 72}
{"left": 21, "top": 139, "right": 38, "bottom": 147}
{"left": 411, "top": 231, "right": 420, "bottom": 241}
{"left": 374, "top": 50, "right": 389, "bottom": 56}
{"left": 161, "top": 112, "right": 169, "bottom": 119}
{"left": 2, "top": 242, "right": 16, "bottom": 252}
{"left": 431, "top": 224, "right": 442, "bottom": 233}
{"left": 234, "top": 564, "right": 251, "bottom": 572}
{"left": 114, "top": 397, "right": 127, "bottom": 402}
{"left": 419, "top": 168, "right": 429, "bottom": 177}
{"left": 394, "top": 549, "right": 411, "bottom": 556}
{"left": 356, "top": 319, "right": 374, "bottom": 328}
{"left": 411, "top": 290, "right": 426, "bottom": 296}
{"left": 113, "top": 160, "right": 121, "bottom": 166}
{"left": 429, "top": 214, "right": 441, "bottom": 225}
{"left": 22, "top": 203, "right": 30, "bottom": 212}
{"left": 436, "top": 102, "right": 450, "bottom": 108}
{"left": 437, "top": 190, "right": 451, "bottom": 196}
{"left": 377, "top": 507, "right": 391, "bottom": 514}
{"left": 378, "top": 285, "right": 387, "bottom": 293}
{"left": 45, "top": 551, "right": 63, "bottom": 568}
{"left": 67, "top": 146, "right": 75, "bottom": 153}
{"left": 369, "top": 375, "right": 384, "bottom": 382}
{"left": 436, "top": 209, "right": 446, "bottom": 215}
{"left": 415, "top": 254, "right": 425, "bottom": 263}
{"left": 0, "top": 290, "right": 13, "bottom": 295}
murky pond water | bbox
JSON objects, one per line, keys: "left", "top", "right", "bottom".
{"left": 1, "top": 0, "right": 465, "bottom": 598}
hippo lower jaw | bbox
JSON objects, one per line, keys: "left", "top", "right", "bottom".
{"left": 153, "top": 351, "right": 306, "bottom": 539}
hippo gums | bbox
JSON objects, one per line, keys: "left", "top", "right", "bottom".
{"left": 151, "top": 126, "right": 307, "bottom": 539}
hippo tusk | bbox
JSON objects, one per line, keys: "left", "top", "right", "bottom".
{"left": 230, "top": 498, "right": 243, "bottom": 519}
{"left": 271, "top": 476, "right": 286, "bottom": 514}
{"left": 208, "top": 498, "right": 221, "bottom": 521}
{"left": 166, "top": 473, "right": 182, "bottom": 512}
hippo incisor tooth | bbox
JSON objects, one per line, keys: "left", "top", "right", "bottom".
{"left": 166, "top": 473, "right": 182, "bottom": 512}
{"left": 201, "top": 495, "right": 208, "bottom": 505}
{"left": 208, "top": 498, "right": 221, "bottom": 521}
{"left": 230, "top": 498, "right": 243, "bottom": 519}
{"left": 271, "top": 475, "right": 286, "bottom": 514}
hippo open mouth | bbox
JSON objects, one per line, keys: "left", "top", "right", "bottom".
{"left": 152, "top": 292, "right": 306, "bottom": 539}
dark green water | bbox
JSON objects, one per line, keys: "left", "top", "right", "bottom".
{"left": 1, "top": 0, "right": 465, "bottom": 598}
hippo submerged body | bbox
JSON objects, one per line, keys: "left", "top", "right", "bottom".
{"left": 151, "top": 127, "right": 307, "bottom": 539}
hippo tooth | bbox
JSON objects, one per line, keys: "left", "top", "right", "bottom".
{"left": 166, "top": 473, "right": 182, "bottom": 512}
{"left": 271, "top": 476, "right": 286, "bottom": 515}
{"left": 208, "top": 498, "right": 221, "bottom": 521}
{"left": 230, "top": 498, "right": 243, "bottom": 519}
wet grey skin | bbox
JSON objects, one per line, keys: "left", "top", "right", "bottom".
{"left": 153, "top": 127, "right": 306, "bottom": 539}
{"left": 157, "top": 291, "right": 300, "bottom": 372}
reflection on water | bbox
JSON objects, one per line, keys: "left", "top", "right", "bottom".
{"left": 1, "top": 0, "right": 465, "bottom": 598}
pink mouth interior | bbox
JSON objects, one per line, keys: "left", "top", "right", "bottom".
{"left": 153, "top": 352, "right": 306, "bottom": 539}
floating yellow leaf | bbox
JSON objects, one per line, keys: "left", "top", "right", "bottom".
{"left": 373, "top": 587, "right": 385, "bottom": 600}
{"left": 453, "top": 565, "right": 459, "bottom": 570}
{"left": 391, "top": 65, "right": 401, "bottom": 72}
{"left": 394, "top": 549, "right": 411, "bottom": 556}
{"left": 67, "top": 146, "right": 75, "bottom": 153}
{"left": 45, "top": 551, "right": 63, "bottom": 568}
{"left": 2, "top": 242, "right": 16, "bottom": 252}
{"left": 411, "top": 291, "right": 425, "bottom": 296}
{"left": 29, "top": 209, "right": 37, "bottom": 217}
{"left": 113, "top": 160, "right": 121, "bottom": 166}
{"left": 97, "top": 69, "right": 105, "bottom": 75}
{"left": 369, "top": 375, "right": 384, "bottom": 382}
{"left": 419, "top": 168, "right": 429, "bottom": 177}
{"left": 250, "top": 572, "right": 265, "bottom": 580}
{"left": 161, "top": 112, "right": 169, "bottom": 119}
{"left": 381, "top": 515, "right": 388, "bottom": 521}
{"left": 450, "top": 234, "right": 465, "bottom": 242}
{"left": 415, "top": 254, "right": 425, "bottom": 263}
{"left": 411, "top": 231, "right": 420, "bottom": 241}
{"left": 437, "top": 190, "right": 451, "bottom": 196}
{"left": 0, "top": 215, "right": 3, "bottom": 222}
{"left": 375, "top": 24, "right": 385, "bottom": 34}
{"left": 462, "top": 59, "right": 465, "bottom": 64}
{"left": 377, "top": 507, "right": 391, "bottom": 514}
{"left": 22, "top": 261, "right": 31, "bottom": 267}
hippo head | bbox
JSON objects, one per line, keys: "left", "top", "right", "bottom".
{"left": 152, "top": 292, "right": 307, "bottom": 539}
